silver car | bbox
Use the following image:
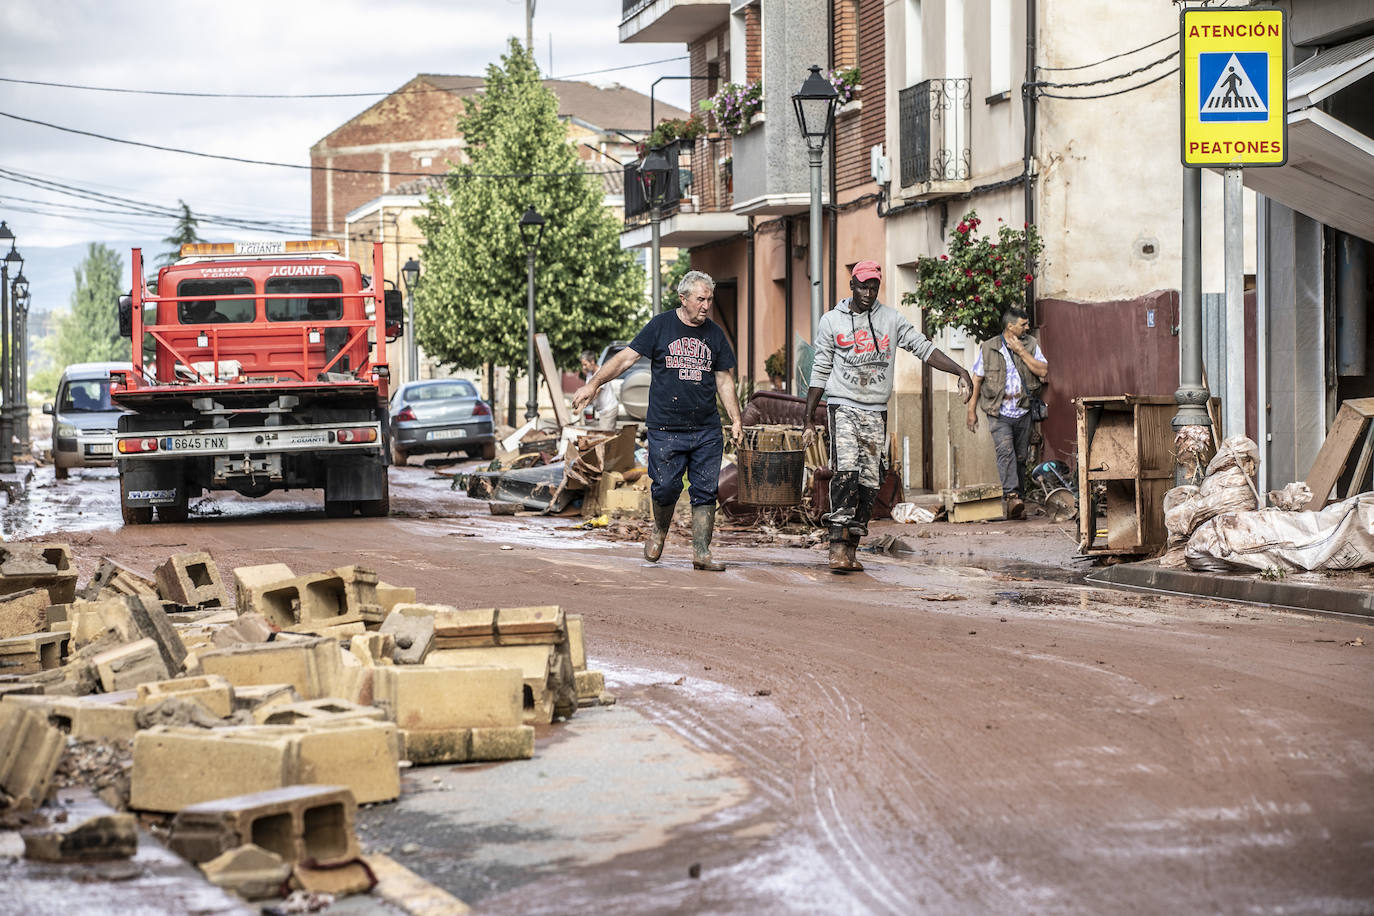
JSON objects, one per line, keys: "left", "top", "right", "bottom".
{"left": 44, "top": 361, "right": 130, "bottom": 479}
{"left": 389, "top": 379, "right": 496, "bottom": 464}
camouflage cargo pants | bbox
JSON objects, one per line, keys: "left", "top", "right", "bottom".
{"left": 824, "top": 404, "right": 886, "bottom": 534}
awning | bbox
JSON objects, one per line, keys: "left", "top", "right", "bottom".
{"left": 1241, "top": 35, "right": 1374, "bottom": 242}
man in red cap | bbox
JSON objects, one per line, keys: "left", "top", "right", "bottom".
{"left": 803, "top": 260, "right": 972, "bottom": 572}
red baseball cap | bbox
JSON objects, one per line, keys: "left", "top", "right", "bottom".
{"left": 851, "top": 260, "right": 882, "bottom": 283}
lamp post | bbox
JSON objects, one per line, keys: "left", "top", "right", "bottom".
{"left": 0, "top": 224, "right": 20, "bottom": 474}
{"left": 10, "top": 273, "right": 28, "bottom": 449}
{"left": 401, "top": 257, "right": 420, "bottom": 382}
{"left": 518, "top": 206, "right": 546, "bottom": 422}
{"left": 792, "top": 65, "right": 839, "bottom": 340}
{"left": 638, "top": 146, "right": 671, "bottom": 313}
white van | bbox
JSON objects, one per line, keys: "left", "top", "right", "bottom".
{"left": 43, "top": 362, "right": 130, "bottom": 479}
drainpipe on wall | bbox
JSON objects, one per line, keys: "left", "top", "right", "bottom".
{"left": 785, "top": 217, "right": 795, "bottom": 395}
{"left": 1023, "top": 0, "right": 1037, "bottom": 324}
{"left": 746, "top": 217, "right": 756, "bottom": 388}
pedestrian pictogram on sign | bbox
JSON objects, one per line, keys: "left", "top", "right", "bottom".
{"left": 1199, "top": 53, "right": 1268, "bottom": 121}
{"left": 1180, "top": 8, "right": 1287, "bottom": 167}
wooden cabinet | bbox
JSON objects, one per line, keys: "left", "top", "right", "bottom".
{"left": 1077, "top": 395, "right": 1182, "bottom": 557}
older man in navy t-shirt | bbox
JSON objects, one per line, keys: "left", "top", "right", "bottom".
{"left": 574, "top": 270, "right": 743, "bottom": 571}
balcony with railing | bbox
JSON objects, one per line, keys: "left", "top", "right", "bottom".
{"left": 898, "top": 78, "right": 972, "bottom": 199}
{"left": 620, "top": 0, "right": 729, "bottom": 43}
{"left": 621, "top": 139, "right": 748, "bottom": 250}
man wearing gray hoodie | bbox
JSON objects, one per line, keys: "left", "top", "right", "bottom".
{"left": 803, "top": 261, "right": 973, "bottom": 572}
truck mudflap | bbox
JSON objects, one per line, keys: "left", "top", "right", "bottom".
{"left": 120, "top": 458, "right": 189, "bottom": 525}
{"left": 115, "top": 422, "right": 383, "bottom": 458}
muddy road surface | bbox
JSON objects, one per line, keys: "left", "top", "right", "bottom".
{"left": 16, "top": 461, "right": 1374, "bottom": 914}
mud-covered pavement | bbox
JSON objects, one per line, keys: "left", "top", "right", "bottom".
{"left": 7, "top": 460, "right": 1374, "bottom": 914}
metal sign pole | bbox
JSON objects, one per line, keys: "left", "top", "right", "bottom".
{"left": 1223, "top": 168, "right": 1246, "bottom": 441}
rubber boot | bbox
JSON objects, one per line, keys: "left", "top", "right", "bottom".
{"left": 644, "top": 500, "right": 675, "bottom": 562}
{"left": 844, "top": 532, "right": 865, "bottom": 572}
{"left": 691, "top": 504, "right": 725, "bottom": 571}
{"left": 828, "top": 525, "right": 849, "bottom": 574}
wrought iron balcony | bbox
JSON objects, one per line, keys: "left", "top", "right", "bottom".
{"left": 898, "top": 78, "right": 972, "bottom": 193}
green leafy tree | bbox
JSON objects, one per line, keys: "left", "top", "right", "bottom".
{"left": 661, "top": 252, "right": 691, "bottom": 307}
{"left": 158, "top": 199, "right": 204, "bottom": 267}
{"left": 414, "top": 39, "right": 644, "bottom": 374}
{"left": 902, "top": 210, "right": 1043, "bottom": 341}
{"left": 35, "top": 243, "right": 127, "bottom": 392}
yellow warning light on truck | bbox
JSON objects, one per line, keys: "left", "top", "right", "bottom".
{"left": 1180, "top": 8, "right": 1287, "bottom": 168}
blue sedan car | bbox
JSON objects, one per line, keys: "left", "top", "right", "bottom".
{"left": 389, "top": 379, "right": 495, "bottom": 465}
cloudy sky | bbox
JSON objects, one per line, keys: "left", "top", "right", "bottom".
{"left": 0, "top": 0, "right": 690, "bottom": 307}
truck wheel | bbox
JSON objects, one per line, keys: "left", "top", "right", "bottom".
{"left": 324, "top": 499, "right": 355, "bottom": 518}
{"left": 121, "top": 502, "right": 153, "bottom": 525}
{"left": 158, "top": 502, "right": 189, "bottom": 523}
{"left": 54, "top": 465, "right": 69, "bottom": 480}
{"left": 359, "top": 470, "right": 390, "bottom": 518}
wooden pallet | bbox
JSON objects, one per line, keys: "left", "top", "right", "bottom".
{"left": 1304, "top": 398, "right": 1374, "bottom": 509}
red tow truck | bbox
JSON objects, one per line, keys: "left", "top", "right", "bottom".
{"left": 111, "top": 240, "right": 401, "bottom": 524}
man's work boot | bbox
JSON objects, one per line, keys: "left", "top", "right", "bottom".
{"left": 828, "top": 525, "right": 849, "bottom": 573}
{"left": 644, "top": 500, "right": 675, "bottom": 562}
{"left": 1006, "top": 493, "right": 1025, "bottom": 520}
{"left": 691, "top": 504, "right": 726, "bottom": 571}
{"left": 844, "top": 532, "right": 865, "bottom": 572}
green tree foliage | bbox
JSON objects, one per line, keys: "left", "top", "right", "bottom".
{"left": 158, "top": 200, "right": 204, "bottom": 267}
{"left": 414, "top": 39, "right": 644, "bottom": 371}
{"left": 44, "top": 243, "right": 127, "bottom": 382}
{"left": 902, "top": 210, "right": 1043, "bottom": 341}
{"left": 661, "top": 252, "right": 691, "bottom": 307}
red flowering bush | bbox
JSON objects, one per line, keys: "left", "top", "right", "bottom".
{"left": 902, "top": 210, "right": 1043, "bottom": 341}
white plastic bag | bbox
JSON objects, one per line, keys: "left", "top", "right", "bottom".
{"left": 890, "top": 502, "right": 935, "bottom": 524}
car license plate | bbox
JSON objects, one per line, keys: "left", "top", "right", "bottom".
{"left": 87, "top": 443, "right": 114, "bottom": 456}
{"left": 426, "top": 428, "right": 467, "bottom": 441}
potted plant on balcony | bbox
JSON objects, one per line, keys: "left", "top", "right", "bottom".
{"left": 903, "top": 210, "right": 1043, "bottom": 341}
{"left": 639, "top": 112, "right": 709, "bottom": 155}
{"left": 829, "top": 66, "right": 862, "bottom": 113}
{"left": 703, "top": 80, "right": 764, "bottom": 138}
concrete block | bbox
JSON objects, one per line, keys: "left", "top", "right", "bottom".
{"left": 154, "top": 552, "right": 229, "bottom": 608}
{"left": 130, "top": 726, "right": 299, "bottom": 812}
{"left": 232, "top": 563, "right": 295, "bottom": 614}
{"left": 292, "top": 859, "right": 375, "bottom": 896}
{"left": 289, "top": 621, "right": 366, "bottom": 639}
{"left": 211, "top": 612, "right": 274, "bottom": 649}
{"left": 0, "top": 704, "right": 64, "bottom": 807}
{"left": 469, "top": 725, "right": 535, "bottom": 761}
{"left": 425, "top": 644, "right": 574, "bottom": 724}
{"left": 0, "top": 587, "right": 53, "bottom": 640}
{"left": 378, "top": 611, "right": 433, "bottom": 664}
{"left": 566, "top": 614, "right": 587, "bottom": 671}
{"left": 372, "top": 665, "right": 522, "bottom": 731}
{"left": 400, "top": 728, "right": 471, "bottom": 764}
{"left": 293, "top": 721, "right": 400, "bottom": 805}
{"left": 495, "top": 605, "right": 563, "bottom": 639}
{"left": 136, "top": 675, "right": 234, "bottom": 718}
{"left": 19, "top": 660, "right": 98, "bottom": 697}
{"left": 23, "top": 810, "right": 138, "bottom": 861}
{"left": 0, "top": 681, "right": 43, "bottom": 699}
{"left": 92, "top": 637, "right": 170, "bottom": 692}
{"left": 375, "top": 582, "right": 416, "bottom": 615}
{"left": 0, "top": 544, "right": 77, "bottom": 604}
{"left": 68, "top": 598, "right": 140, "bottom": 651}
{"left": 170, "top": 784, "right": 360, "bottom": 865}
{"left": 231, "top": 683, "right": 299, "bottom": 714}
{"left": 575, "top": 669, "right": 606, "bottom": 703}
{"left": 0, "top": 632, "right": 66, "bottom": 675}
{"left": 126, "top": 595, "right": 188, "bottom": 675}
{"left": 80, "top": 558, "right": 158, "bottom": 601}
{"left": 347, "top": 633, "right": 394, "bottom": 667}
{"left": 198, "top": 636, "right": 341, "bottom": 700}
{"left": 200, "top": 844, "right": 291, "bottom": 900}
{"left": 257, "top": 698, "right": 384, "bottom": 727}
{"left": 64, "top": 694, "right": 140, "bottom": 742}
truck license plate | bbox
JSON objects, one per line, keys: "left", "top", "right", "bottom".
{"left": 161, "top": 434, "right": 230, "bottom": 451}
{"left": 426, "top": 428, "right": 467, "bottom": 441}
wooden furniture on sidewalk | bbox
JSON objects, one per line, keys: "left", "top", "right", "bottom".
{"left": 1304, "top": 398, "right": 1374, "bottom": 509}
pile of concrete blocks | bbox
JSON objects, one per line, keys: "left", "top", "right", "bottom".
{"left": 233, "top": 562, "right": 388, "bottom": 634}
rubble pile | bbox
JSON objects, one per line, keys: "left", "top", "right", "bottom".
{"left": 0, "top": 544, "right": 613, "bottom": 908}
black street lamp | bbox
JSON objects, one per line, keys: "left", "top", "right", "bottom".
{"left": 792, "top": 65, "right": 839, "bottom": 340}
{"left": 401, "top": 257, "right": 420, "bottom": 382}
{"left": 518, "top": 206, "right": 546, "bottom": 423}
{"left": 638, "top": 146, "right": 672, "bottom": 313}
{"left": 11, "top": 274, "right": 29, "bottom": 448}
{"left": 0, "top": 235, "right": 22, "bottom": 473}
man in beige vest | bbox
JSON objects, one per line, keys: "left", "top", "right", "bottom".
{"left": 966, "top": 307, "right": 1048, "bottom": 519}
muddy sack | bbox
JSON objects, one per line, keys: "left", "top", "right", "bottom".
{"left": 1163, "top": 436, "right": 1261, "bottom": 544}
{"left": 1184, "top": 493, "right": 1374, "bottom": 572}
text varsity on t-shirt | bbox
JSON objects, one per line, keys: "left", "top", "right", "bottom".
{"left": 630, "top": 311, "right": 737, "bottom": 430}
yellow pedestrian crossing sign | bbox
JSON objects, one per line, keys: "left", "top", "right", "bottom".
{"left": 1181, "top": 8, "right": 1287, "bottom": 167}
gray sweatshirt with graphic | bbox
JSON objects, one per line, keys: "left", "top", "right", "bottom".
{"left": 809, "top": 298, "right": 936, "bottom": 411}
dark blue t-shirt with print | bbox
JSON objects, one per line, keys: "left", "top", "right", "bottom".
{"left": 629, "top": 310, "right": 737, "bottom": 431}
